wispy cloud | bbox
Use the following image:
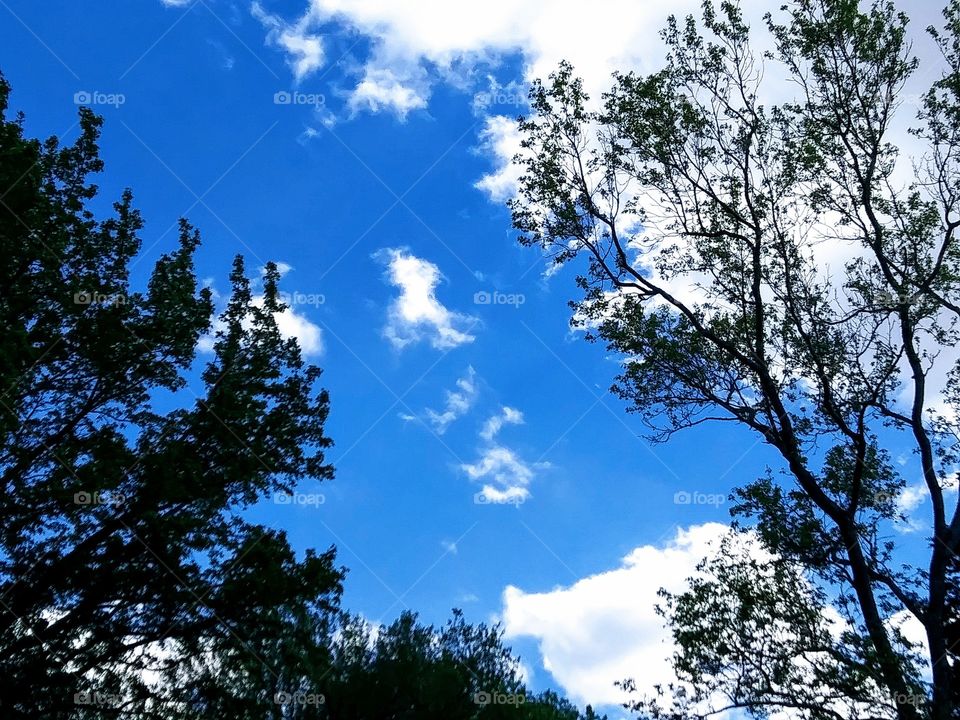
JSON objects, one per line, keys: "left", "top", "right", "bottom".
{"left": 251, "top": 1, "right": 324, "bottom": 82}
{"left": 424, "top": 367, "right": 478, "bottom": 433}
{"left": 461, "top": 445, "right": 545, "bottom": 504}
{"left": 480, "top": 406, "right": 523, "bottom": 441}
{"left": 378, "top": 248, "right": 477, "bottom": 351}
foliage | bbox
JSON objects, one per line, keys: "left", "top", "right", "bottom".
{"left": 511, "top": 1, "right": 960, "bottom": 717}
{"left": 316, "top": 609, "right": 606, "bottom": 720}
{"left": 0, "top": 70, "right": 342, "bottom": 718}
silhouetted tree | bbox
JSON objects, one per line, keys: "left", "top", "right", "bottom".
{"left": 318, "top": 610, "right": 605, "bottom": 720}
{"left": 0, "top": 72, "right": 341, "bottom": 719}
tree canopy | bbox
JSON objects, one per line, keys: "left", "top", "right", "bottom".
{"left": 511, "top": 0, "right": 960, "bottom": 717}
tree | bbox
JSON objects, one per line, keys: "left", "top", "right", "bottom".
{"left": 318, "top": 609, "right": 605, "bottom": 719}
{"left": 0, "top": 73, "right": 343, "bottom": 718}
{"left": 510, "top": 0, "right": 960, "bottom": 717}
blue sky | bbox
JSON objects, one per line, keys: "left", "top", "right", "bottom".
{"left": 0, "top": 0, "right": 945, "bottom": 712}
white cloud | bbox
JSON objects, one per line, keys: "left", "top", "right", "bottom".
{"left": 160, "top": 0, "right": 192, "bottom": 6}
{"left": 264, "top": 299, "right": 324, "bottom": 356}
{"left": 378, "top": 248, "right": 477, "bottom": 350}
{"left": 476, "top": 482, "right": 529, "bottom": 504}
{"left": 461, "top": 445, "right": 544, "bottom": 503}
{"left": 425, "top": 366, "right": 479, "bottom": 433}
{"left": 897, "top": 485, "right": 928, "bottom": 516}
{"left": 259, "top": 261, "right": 294, "bottom": 277}
{"left": 349, "top": 65, "right": 429, "bottom": 118}
{"left": 197, "top": 297, "right": 324, "bottom": 357}
{"left": 251, "top": 1, "right": 325, "bottom": 81}
{"left": 474, "top": 115, "right": 524, "bottom": 202}
{"left": 479, "top": 405, "right": 523, "bottom": 441}
{"left": 440, "top": 539, "right": 459, "bottom": 554}
{"left": 248, "top": 1, "right": 787, "bottom": 203}
{"left": 501, "top": 522, "right": 731, "bottom": 707}
{"left": 258, "top": 0, "right": 697, "bottom": 95}
{"left": 250, "top": 0, "right": 734, "bottom": 140}
{"left": 894, "top": 473, "right": 960, "bottom": 533}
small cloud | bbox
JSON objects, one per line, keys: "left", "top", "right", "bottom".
{"left": 378, "top": 248, "right": 477, "bottom": 350}
{"left": 265, "top": 300, "right": 323, "bottom": 357}
{"left": 480, "top": 406, "right": 523, "bottom": 441}
{"left": 197, "top": 296, "right": 323, "bottom": 358}
{"left": 441, "top": 539, "right": 459, "bottom": 554}
{"left": 259, "top": 261, "right": 293, "bottom": 277}
{"left": 461, "top": 445, "right": 545, "bottom": 503}
{"left": 477, "top": 483, "right": 530, "bottom": 504}
{"left": 349, "top": 66, "right": 428, "bottom": 119}
{"left": 897, "top": 484, "right": 927, "bottom": 515}
{"left": 474, "top": 115, "right": 524, "bottom": 202}
{"left": 251, "top": 1, "right": 324, "bottom": 81}
{"left": 206, "top": 39, "right": 235, "bottom": 71}
{"left": 894, "top": 473, "right": 959, "bottom": 533}
{"left": 425, "top": 367, "right": 479, "bottom": 433}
